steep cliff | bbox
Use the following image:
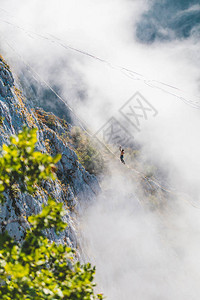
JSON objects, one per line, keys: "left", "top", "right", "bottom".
{"left": 0, "top": 55, "right": 100, "bottom": 250}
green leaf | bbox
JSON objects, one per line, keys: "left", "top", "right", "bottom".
{"left": 0, "top": 126, "right": 103, "bottom": 299}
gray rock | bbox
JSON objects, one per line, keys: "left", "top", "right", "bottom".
{"left": 0, "top": 57, "right": 101, "bottom": 252}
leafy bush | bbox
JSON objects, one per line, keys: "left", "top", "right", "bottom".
{"left": 70, "top": 127, "right": 105, "bottom": 176}
{"left": 0, "top": 127, "right": 61, "bottom": 200}
{"left": 0, "top": 127, "right": 103, "bottom": 299}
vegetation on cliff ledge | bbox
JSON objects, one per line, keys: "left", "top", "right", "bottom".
{"left": 0, "top": 127, "right": 103, "bottom": 300}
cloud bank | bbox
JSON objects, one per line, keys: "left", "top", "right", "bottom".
{"left": 0, "top": 0, "right": 200, "bottom": 299}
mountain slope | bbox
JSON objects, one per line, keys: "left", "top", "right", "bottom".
{"left": 0, "top": 55, "right": 100, "bottom": 251}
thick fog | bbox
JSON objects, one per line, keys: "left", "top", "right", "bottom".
{"left": 0, "top": 0, "right": 200, "bottom": 299}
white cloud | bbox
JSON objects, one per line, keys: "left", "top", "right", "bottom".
{"left": 1, "top": 0, "right": 200, "bottom": 298}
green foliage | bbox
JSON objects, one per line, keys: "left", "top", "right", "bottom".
{"left": 0, "top": 199, "right": 103, "bottom": 299}
{"left": 0, "top": 127, "right": 103, "bottom": 299}
{"left": 44, "top": 114, "right": 57, "bottom": 128}
{"left": 28, "top": 198, "right": 67, "bottom": 234}
{"left": 70, "top": 127, "right": 105, "bottom": 176}
{"left": 35, "top": 109, "right": 68, "bottom": 131}
{"left": 0, "top": 127, "right": 61, "bottom": 200}
{"left": 0, "top": 116, "right": 4, "bottom": 126}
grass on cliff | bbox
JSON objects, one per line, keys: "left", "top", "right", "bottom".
{"left": 69, "top": 127, "right": 105, "bottom": 176}
{"left": 35, "top": 108, "right": 105, "bottom": 176}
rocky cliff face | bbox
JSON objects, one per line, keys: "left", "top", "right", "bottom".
{"left": 0, "top": 56, "right": 100, "bottom": 251}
